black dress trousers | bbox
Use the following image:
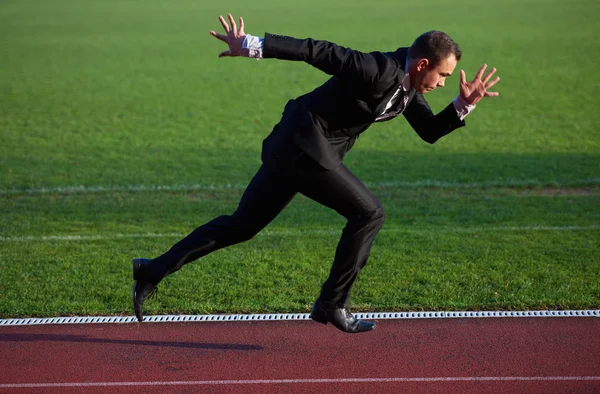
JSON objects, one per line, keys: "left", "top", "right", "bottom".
{"left": 150, "top": 131, "right": 385, "bottom": 308}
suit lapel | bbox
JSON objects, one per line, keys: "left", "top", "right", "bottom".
{"left": 406, "top": 88, "right": 417, "bottom": 107}
{"left": 373, "top": 71, "right": 404, "bottom": 117}
{"left": 372, "top": 48, "right": 411, "bottom": 120}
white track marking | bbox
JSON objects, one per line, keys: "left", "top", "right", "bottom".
{"left": 1, "top": 376, "right": 599, "bottom": 388}
{"left": 1, "top": 178, "right": 599, "bottom": 195}
{"left": 1, "top": 225, "right": 598, "bottom": 242}
{"left": 0, "top": 233, "right": 184, "bottom": 242}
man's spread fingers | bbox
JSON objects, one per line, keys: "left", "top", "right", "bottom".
{"left": 486, "top": 76, "right": 500, "bottom": 89}
{"left": 474, "top": 64, "right": 487, "bottom": 81}
{"left": 228, "top": 14, "right": 237, "bottom": 36}
{"left": 219, "top": 15, "right": 230, "bottom": 33}
{"left": 210, "top": 31, "right": 228, "bottom": 43}
{"left": 481, "top": 68, "right": 497, "bottom": 84}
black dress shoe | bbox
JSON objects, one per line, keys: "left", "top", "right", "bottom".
{"left": 132, "top": 258, "right": 160, "bottom": 322}
{"left": 310, "top": 299, "right": 376, "bottom": 333}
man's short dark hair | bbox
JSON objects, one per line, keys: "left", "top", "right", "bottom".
{"left": 407, "top": 31, "right": 462, "bottom": 66}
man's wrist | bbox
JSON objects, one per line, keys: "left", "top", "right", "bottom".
{"left": 453, "top": 95, "right": 476, "bottom": 121}
{"left": 242, "top": 34, "right": 264, "bottom": 59}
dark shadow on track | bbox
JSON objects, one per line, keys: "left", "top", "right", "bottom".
{"left": 0, "top": 333, "right": 263, "bottom": 351}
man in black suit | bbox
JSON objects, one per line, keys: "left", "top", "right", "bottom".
{"left": 133, "top": 14, "right": 500, "bottom": 333}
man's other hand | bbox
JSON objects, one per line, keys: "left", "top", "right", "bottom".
{"left": 459, "top": 65, "right": 500, "bottom": 105}
{"left": 209, "top": 14, "right": 248, "bottom": 58}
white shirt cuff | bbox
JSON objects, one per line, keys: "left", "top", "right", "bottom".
{"left": 453, "top": 95, "right": 476, "bottom": 121}
{"left": 242, "top": 34, "right": 264, "bottom": 59}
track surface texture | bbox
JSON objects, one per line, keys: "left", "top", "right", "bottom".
{"left": 0, "top": 318, "right": 599, "bottom": 393}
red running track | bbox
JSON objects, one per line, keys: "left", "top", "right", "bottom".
{"left": 0, "top": 318, "right": 599, "bottom": 393}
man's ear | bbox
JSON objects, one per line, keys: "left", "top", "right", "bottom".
{"left": 416, "top": 58, "right": 429, "bottom": 72}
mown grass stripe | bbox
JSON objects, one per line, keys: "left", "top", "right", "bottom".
{"left": 1, "top": 178, "right": 599, "bottom": 195}
{"left": 1, "top": 225, "right": 598, "bottom": 242}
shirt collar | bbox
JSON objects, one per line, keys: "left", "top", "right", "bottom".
{"left": 402, "top": 73, "right": 411, "bottom": 91}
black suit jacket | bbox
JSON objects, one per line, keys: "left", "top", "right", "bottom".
{"left": 261, "top": 33, "right": 465, "bottom": 170}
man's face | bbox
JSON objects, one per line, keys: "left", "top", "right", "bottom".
{"left": 412, "top": 54, "right": 458, "bottom": 94}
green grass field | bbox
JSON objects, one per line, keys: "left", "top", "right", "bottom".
{"left": 1, "top": 0, "right": 599, "bottom": 318}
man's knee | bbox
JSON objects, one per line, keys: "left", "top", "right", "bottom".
{"left": 368, "top": 205, "right": 386, "bottom": 228}
{"left": 350, "top": 204, "right": 385, "bottom": 229}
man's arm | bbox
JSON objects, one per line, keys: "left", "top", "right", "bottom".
{"left": 403, "top": 94, "right": 466, "bottom": 144}
{"left": 209, "top": 14, "right": 394, "bottom": 85}
{"left": 405, "top": 64, "right": 499, "bottom": 144}
{"left": 260, "top": 33, "right": 394, "bottom": 84}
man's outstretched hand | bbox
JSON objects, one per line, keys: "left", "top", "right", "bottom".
{"left": 209, "top": 14, "right": 247, "bottom": 57}
{"left": 460, "top": 65, "right": 500, "bottom": 105}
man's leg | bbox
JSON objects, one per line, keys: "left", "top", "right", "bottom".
{"left": 298, "top": 163, "right": 385, "bottom": 309}
{"left": 133, "top": 165, "right": 297, "bottom": 321}
{"left": 148, "top": 165, "right": 298, "bottom": 281}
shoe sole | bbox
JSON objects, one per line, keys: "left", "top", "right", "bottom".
{"left": 311, "top": 305, "right": 377, "bottom": 333}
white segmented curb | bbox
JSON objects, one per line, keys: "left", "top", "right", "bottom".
{"left": 0, "top": 310, "right": 598, "bottom": 326}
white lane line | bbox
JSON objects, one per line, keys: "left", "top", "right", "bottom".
{"left": 2, "top": 178, "right": 599, "bottom": 195}
{"left": 0, "top": 233, "right": 184, "bottom": 242}
{"left": 1, "top": 225, "right": 598, "bottom": 242}
{"left": 1, "top": 310, "right": 598, "bottom": 326}
{"left": 1, "top": 376, "right": 599, "bottom": 388}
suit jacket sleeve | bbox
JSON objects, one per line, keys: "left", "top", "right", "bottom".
{"left": 262, "top": 33, "right": 395, "bottom": 85}
{"left": 403, "top": 92, "right": 466, "bottom": 144}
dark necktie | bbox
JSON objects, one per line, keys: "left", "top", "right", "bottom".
{"left": 375, "top": 87, "right": 409, "bottom": 122}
